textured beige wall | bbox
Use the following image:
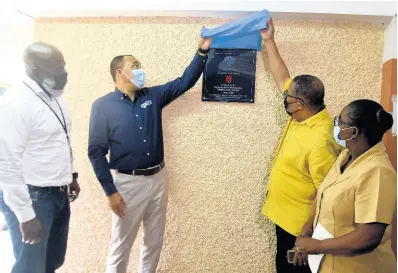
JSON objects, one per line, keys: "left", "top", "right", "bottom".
{"left": 34, "top": 17, "right": 384, "bottom": 273}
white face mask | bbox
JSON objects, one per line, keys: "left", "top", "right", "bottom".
{"left": 333, "top": 125, "right": 355, "bottom": 148}
{"left": 123, "top": 69, "right": 146, "bottom": 89}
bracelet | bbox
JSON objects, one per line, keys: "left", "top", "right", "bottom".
{"left": 198, "top": 48, "right": 210, "bottom": 54}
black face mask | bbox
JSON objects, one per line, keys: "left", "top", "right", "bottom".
{"left": 43, "top": 72, "right": 68, "bottom": 90}
{"left": 284, "top": 97, "right": 300, "bottom": 116}
{"left": 31, "top": 67, "right": 68, "bottom": 91}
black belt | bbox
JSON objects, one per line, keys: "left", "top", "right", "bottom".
{"left": 27, "top": 185, "right": 68, "bottom": 192}
{"left": 119, "top": 161, "right": 165, "bottom": 176}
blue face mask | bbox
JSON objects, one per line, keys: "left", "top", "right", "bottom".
{"left": 333, "top": 125, "right": 355, "bottom": 148}
{"left": 130, "top": 69, "right": 146, "bottom": 89}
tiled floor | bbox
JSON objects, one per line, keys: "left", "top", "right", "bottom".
{"left": 0, "top": 215, "right": 14, "bottom": 273}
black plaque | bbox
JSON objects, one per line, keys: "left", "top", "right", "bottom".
{"left": 202, "top": 48, "right": 256, "bottom": 103}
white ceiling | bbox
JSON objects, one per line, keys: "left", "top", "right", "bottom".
{"left": 3, "top": 1, "right": 396, "bottom": 24}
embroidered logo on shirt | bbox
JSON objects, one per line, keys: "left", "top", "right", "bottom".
{"left": 141, "top": 100, "right": 152, "bottom": 108}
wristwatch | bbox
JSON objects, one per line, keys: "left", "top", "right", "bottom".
{"left": 72, "top": 172, "right": 79, "bottom": 180}
{"left": 198, "top": 48, "right": 210, "bottom": 54}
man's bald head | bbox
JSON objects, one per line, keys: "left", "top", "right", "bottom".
{"left": 23, "top": 42, "right": 68, "bottom": 94}
{"left": 23, "top": 42, "right": 65, "bottom": 74}
{"left": 291, "top": 75, "right": 325, "bottom": 110}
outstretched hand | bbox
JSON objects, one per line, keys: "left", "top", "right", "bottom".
{"left": 198, "top": 38, "right": 213, "bottom": 51}
{"left": 260, "top": 18, "right": 275, "bottom": 41}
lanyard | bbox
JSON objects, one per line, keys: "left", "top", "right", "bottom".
{"left": 23, "top": 82, "right": 73, "bottom": 157}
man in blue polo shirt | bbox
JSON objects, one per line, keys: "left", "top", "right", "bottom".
{"left": 88, "top": 37, "right": 212, "bottom": 273}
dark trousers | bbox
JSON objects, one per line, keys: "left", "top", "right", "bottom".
{"left": 0, "top": 187, "right": 70, "bottom": 273}
{"left": 276, "top": 225, "right": 312, "bottom": 273}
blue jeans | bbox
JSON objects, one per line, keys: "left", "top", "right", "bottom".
{"left": 0, "top": 186, "right": 70, "bottom": 273}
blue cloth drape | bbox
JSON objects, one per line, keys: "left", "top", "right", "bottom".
{"left": 201, "top": 10, "right": 270, "bottom": 51}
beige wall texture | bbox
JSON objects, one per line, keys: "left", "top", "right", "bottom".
{"left": 33, "top": 17, "right": 384, "bottom": 273}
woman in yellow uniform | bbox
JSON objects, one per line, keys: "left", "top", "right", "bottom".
{"left": 294, "top": 99, "right": 396, "bottom": 273}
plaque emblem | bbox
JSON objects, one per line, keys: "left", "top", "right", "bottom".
{"left": 224, "top": 56, "right": 235, "bottom": 66}
{"left": 202, "top": 48, "right": 256, "bottom": 103}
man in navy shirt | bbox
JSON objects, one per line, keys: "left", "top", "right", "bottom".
{"left": 88, "top": 37, "right": 212, "bottom": 273}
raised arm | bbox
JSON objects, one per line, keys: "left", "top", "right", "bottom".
{"left": 260, "top": 18, "right": 291, "bottom": 92}
{"left": 157, "top": 38, "right": 212, "bottom": 108}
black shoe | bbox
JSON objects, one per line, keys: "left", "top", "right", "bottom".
{"left": 0, "top": 223, "right": 7, "bottom": 231}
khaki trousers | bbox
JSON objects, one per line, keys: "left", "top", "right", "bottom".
{"left": 106, "top": 168, "right": 168, "bottom": 273}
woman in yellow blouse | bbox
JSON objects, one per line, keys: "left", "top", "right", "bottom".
{"left": 294, "top": 99, "right": 396, "bottom": 273}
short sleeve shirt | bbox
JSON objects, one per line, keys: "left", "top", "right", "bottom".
{"left": 262, "top": 78, "right": 342, "bottom": 236}
{"left": 314, "top": 142, "right": 397, "bottom": 273}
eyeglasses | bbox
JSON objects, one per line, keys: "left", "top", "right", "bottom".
{"left": 334, "top": 116, "right": 354, "bottom": 127}
{"left": 283, "top": 90, "right": 305, "bottom": 105}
